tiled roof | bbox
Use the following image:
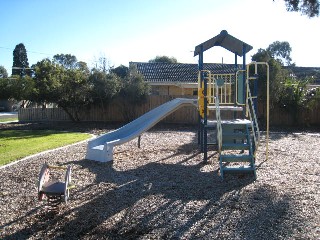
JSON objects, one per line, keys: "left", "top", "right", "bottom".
{"left": 130, "top": 62, "right": 242, "bottom": 83}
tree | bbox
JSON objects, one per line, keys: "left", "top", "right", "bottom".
{"left": 110, "top": 65, "right": 129, "bottom": 78}
{"left": 0, "top": 76, "right": 34, "bottom": 105}
{"left": 57, "top": 67, "right": 92, "bottom": 121}
{"left": 53, "top": 54, "right": 78, "bottom": 69}
{"left": 77, "top": 61, "right": 90, "bottom": 75}
{"left": 266, "top": 41, "right": 293, "bottom": 66}
{"left": 119, "top": 66, "right": 150, "bottom": 121}
{"left": 251, "top": 47, "right": 289, "bottom": 104}
{"left": 89, "top": 70, "right": 121, "bottom": 110}
{"left": 149, "top": 56, "right": 178, "bottom": 63}
{"left": 0, "top": 78, "right": 12, "bottom": 99}
{"left": 32, "top": 58, "right": 92, "bottom": 121}
{"left": 12, "top": 43, "right": 31, "bottom": 76}
{"left": 92, "top": 54, "right": 111, "bottom": 73}
{"left": 278, "top": 0, "right": 319, "bottom": 17}
{"left": 0, "top": 66, "right": 8, "bottom": 78}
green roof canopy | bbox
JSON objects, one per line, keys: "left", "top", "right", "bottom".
{"left": 194, "top": 30, "right": 253, "bottom": 57}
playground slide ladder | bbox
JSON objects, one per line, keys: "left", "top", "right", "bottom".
{"left": 197, "top": 62, "right": 269, "bottom": 179}
{"left": 215, "top": 94, "right": 256, "bottom": 179}
{"left": 214, "top": 69, "right": 262, "bottom": 179}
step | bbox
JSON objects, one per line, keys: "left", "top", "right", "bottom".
{"left": 222, "top": 132, "right": 248, "bottom": 141}
{"left": 222, "top": 119, "right": 251, "bottom": 125}
{"left": 208, "top": 106, "right": 243, "bottom": 111}
{"left": 222, "top": 125, "right": 247, "bottom": 132}
{"left": 222, "top": 165, "right": 255, "bottom": 172}
{"left": 207, "top": 119, "right": 251, "bottom": 127}
{"left": 222, "top": 143, "right": 250, "bottom": 150}
{"left": 220, "top": 154, "right": 253, "bottom": 163}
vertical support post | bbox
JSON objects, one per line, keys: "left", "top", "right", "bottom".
{"left": 138, "top": 135, "right": 141, "bottom": 148}
{"left": 253, "top": 63, "right": 258, "bottom": 116}
{"left": 197, "top": 113, "right": 201, "bottom": 145}
{"left": 198, "top": 46, "right": 204, "bottom": 152}
{"left": 266, "top": 63, "right": 270, "bottom": 161}
{"left": 203, "top": 69, "right": 208, "bottom": 162}
{"left": 242, "top": 44, "right": 247, "bottom": 117}
{"left": 198, "top": 45, "right": 207, "bottom": 162}
{"left": 234, "top": 52, "right": 238, "bottom": 119}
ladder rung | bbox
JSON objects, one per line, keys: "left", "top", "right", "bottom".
{"left": 222, "top": 165, "right": 255, "bottom": 172}
{"left": 222, "top": 132, "right": 247, "bottom": 138}
{"left": 222, "top": 143, "right": 250, "bottom": 150}
{"left": 220, "top": 154, "right": 253, "bottom": 162}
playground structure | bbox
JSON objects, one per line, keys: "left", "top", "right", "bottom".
{"left": 195, "top": 30, "right": 269, "bottom": 178}
{"left": 86, "top": 30, "right": 269, "bottom": 179}
{"left": 38, "top": 163, "right": 73, "bottom": 209}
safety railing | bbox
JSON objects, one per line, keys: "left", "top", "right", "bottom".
{"left": 246, "top": 85, "right": 260, "bottom": 156}
{"left": 246, "top": 62, "right": 270, "bottom": 161}
{"left": 211, "top": 74, "right": 235, "bottom": 105}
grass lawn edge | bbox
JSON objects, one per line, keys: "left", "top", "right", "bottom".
{"left": 0, "top": 134, "right": 96, "bottom": 170}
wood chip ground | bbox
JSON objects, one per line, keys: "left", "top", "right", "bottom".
{"left": 0, "top": 123, "right": 319, "bottom": 239}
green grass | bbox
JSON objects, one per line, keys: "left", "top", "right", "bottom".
{"left": 0, "top": 117, "right": 18, "bottom": 123}
{"left": 0, "top": 130, "right": 91, "bottom": 166}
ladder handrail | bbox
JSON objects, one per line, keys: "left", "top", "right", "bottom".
{"left": 246, "top": 62, "right": 270, "bottom": 161}
{"left": 246, "top": 86, "right": 260, "bottom": 155}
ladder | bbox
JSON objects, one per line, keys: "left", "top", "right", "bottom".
{"left": 214, "top": 68, "right": 262, "bottom": 179}
{"left": 198, "top": 62, "right": 269, "bottom": 179}
{"left": 216, "top": 99, "right": 257, "bottom": 179}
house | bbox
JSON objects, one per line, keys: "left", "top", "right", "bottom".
{"left": 129, "top": 62, "right": 241, "bottom": 96}
{"left": 285, "top": 66, "right": 320, "bottom": 88}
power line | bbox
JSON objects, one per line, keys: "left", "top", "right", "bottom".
{"left": 0, "top": 46, "right": 54, "bottom": 56}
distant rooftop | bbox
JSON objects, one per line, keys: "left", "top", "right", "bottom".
{"left": 130, "top": 62, "right": 241, "bottom": 83}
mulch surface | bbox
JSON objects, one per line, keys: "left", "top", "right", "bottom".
{"left": 0, "top": 122, "right": 319, "bottom": 239}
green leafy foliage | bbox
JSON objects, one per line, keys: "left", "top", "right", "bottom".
{"left": 32, "top": 58, "right": 92, "bottom": 121}
{"left": 0, "top": 66, "right": 8, "bottom": 78}
{"left": 252, "top": 40, "right": 320, "bottom": 125}
{"left": 282, "top": 0, "right": 319, "bottom": 17}
{"left": 12, "top": 43, "right": 31, "bottom": 77}
{"left": 149, "top": 56, "right": 178, "bottom": 63}
{"left": 89, "top": 71, "right": 121, "bottom": 109}
{"left": 119, "top": 66, "right": 150, "bottom": 121}
{"left": 251, "top": 48, "right": 289, "bottom": 104}
{"left": 32, "top": 59, "right": 62, "bottom": 104}
{"left": 275, "top": 74, "right": 319, "bottom": 125}
{"left": 0, "top": 76, "right": 34, "bottom": 101}
{"left": 121, "top": 66, "right": 150, "bottom": 104}
{"left": 110, "top": 65, "right": 129, "bottom": 78}
{"left": 266, "top": 41, "right": 293, "bottom": 66}
{"left": 53, "top": 54, "right": 78, "bottom": 69}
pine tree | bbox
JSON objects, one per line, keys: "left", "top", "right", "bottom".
{"left": 12, "top": 43, "right": 30, "bottom": 76}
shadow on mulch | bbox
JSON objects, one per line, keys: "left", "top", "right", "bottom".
{"left": 1, "top": 122, "right": 305, "bottom": 239}
{"left": 5, "top": 160, "right": 299, "bottom": 240}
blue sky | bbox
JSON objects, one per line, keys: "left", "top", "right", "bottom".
{"left": 1, "top": 0, "right": 320, "bottom": 74}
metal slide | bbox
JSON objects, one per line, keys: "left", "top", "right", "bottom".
{"left": 86, "top": 98, "right": 197, "bottom": 162}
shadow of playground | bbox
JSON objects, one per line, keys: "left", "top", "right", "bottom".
{"left": 4, "top": 155, "right": 301, "bottom": 240}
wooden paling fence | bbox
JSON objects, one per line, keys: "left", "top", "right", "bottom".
{"left": 18, "top": 96, "right": 320, "bottom": 126}
{"left": 18, "top": 96, "right": 199, "bottom": 124}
